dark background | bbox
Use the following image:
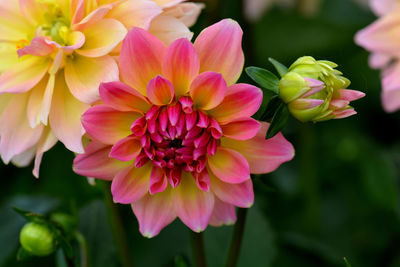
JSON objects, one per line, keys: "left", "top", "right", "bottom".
{"left": 1, "top": 0, "right": 400, "bottom": 266}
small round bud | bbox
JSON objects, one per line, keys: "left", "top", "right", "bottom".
{"left": 20, "top": 222, "right": 55, "bottom": 256}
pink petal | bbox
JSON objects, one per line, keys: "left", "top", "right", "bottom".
{"left": 0, "top": 93, "right": 44, "bottom": 164}
{"left": 149, "top": 14, "right": 193, "bottom": 45}
{"left": 208, "top": 146, "right": 250, "bottom": 184}
{"left": 338, "top": 89, "right": 366, "bottom": 102}
{"left": 162, "top": 38, "right": 199, "bottom": 97}
{"left": 209, "top": 83, "right": 262, "bottom": 124}
{"left": 370, "top": 0, "right": 399, "bottom": 16}
{"left": 221, "top": 122, "right": 295, "bottom": 174}
{"left": 111, "top": 163, "right": 152, "bottom": 204}
{"left": 76, "top": 18, "right": 127, "bottom": 58}
{"left": 210, "top": 172, "right": 254, "bottom": 208}
{"left": 149, "top": 167, "right": 168, "bottom": 195}
{"left": 0, "top": 56, "right": 50, "bottom": 94}
{"left": 194, "top": 19, "right": 244, "bottom": 86}
{"left": 172, "top": 171, "right": 214, "bottom": 232}
{"left": 382, "top": 62, "right": 400, "bottom": 112}
{"left": 289, "top": 99, "right": 325, "bottom": 109}
{"left": 82, "top": 105, "right": 141, "bottom": 145}
{"left": 65, "top": 55, "right": 119, "bottom": 104}
{"left": 153, "top": 0, "right": 185, "bottom": 7}
{"left": 17, "top": 37, "right": 56, "bottom": 57}
{"left": 99, "top": 81, "right": 151, "bottom": 112}
{"left": 106, "top": 0, "right": 162, "bottom": 30}
{"left": 147, "top": 75, "right": 175, "bottom": 105}
{"left": 0, "top": 0, "right": 31, "bottom": 41}
{"left": 355, "top": 12, "right": 400, "bottom": 56}
{"left": 73, "top": 141, "right": 130, "bottom": 180}
{"left": 190, "top": 72, "right": 227, "bottom": 110}
{"left": 221, "top": 118, "right": 261, "bottom": 140}
{"left": 49, "top": 73, "right": 90, "bottom": 153}
{"left": 109, "top": 136, "right": 141, "bottom": 161}
{"left": 120, "top": 27, "right": 167, "bottom": 95}
{"left": 208, "top": 198, "right": 237, "bottom": 227}
{"left": 131, "top": 189, "right": 176, "bottom": 238}
{"left": 333, "top": 109, "right": 357, "bottom": 119}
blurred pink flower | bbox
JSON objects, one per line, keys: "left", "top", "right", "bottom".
{"left": 73, "top": 19, "right": 295, "bottom": 237}
{"left": 0, "top": 0, "right": 202, "bottom": 177}
{"left": 370, "top": 0, "right": 400, "bottom": 16}
{"left": 355, "top": 5, "right": 400, "bottom": 112}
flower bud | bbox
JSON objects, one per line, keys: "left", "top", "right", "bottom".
{"left": 279, "top": 56, "right": 365, "bottom": 122}
{"left": 20, "top": 222, "right": 55, "bottom": 256}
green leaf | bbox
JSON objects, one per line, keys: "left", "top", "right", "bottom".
{"left": 245, "top": 67, "right": 279, "bottom": 94}
{"left": 13, "top": 207, "right": 48, "bottom": 224}
{"left": 269, "top": 58, "right": 288, "bottom": 77}
{"left": 17, "top": 247, "right": 32, "bottom": 261}
{"left": 266, "top": 103, "right": 290, "bottom": 139}
{"left": 343, "top": 257, "right": 352, "bottom": 267}
{"left": 261, "top": 96, "right": 282, "bottom": 122}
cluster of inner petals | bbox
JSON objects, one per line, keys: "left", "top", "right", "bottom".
{"left": 129, "top": 96, "right": 221, "bottom": 190}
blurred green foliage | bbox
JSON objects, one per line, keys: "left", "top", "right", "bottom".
{"left": 1, "top": 0, "right": 400, "bottom": 266}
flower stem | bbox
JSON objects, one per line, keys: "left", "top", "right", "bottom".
{"left": 189, "top": 231, "right": 208, "bottom": 267}
{"left": 225, "top": 208, "right": 248, "bottom": 267}
{"left": 102, "top": 181, "right": 134, "bottom": 267}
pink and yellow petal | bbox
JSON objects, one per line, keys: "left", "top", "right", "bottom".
{"left": 120, "top": 27, "right": 166, "bottom": 95}
{"left": 147, "top": 75, "right": 174, "bottom": 105}
{"left": 208, "top": 198, "right": 237, "bottom": 227}
{"left": 76, "top": 18, "right": 127, "bottom": 58}
{"left": 33, "top": 126, "right": 58, "bottom": 178}
{"left": 131, "top": 189, "right": 176, "bottom": 238}
{"left": 172, "top": 171, "right": 214, "bottom": 232}
{"left": 194, "top": 19, "right": 244, "bottom": 86}
{"left": 106, "top": 0, "right": 162, "bottom": 30}
{"left": 163, "top": 3, "right": 204, "bottom": 27}
{"left": 221, "top": 122, "right": 295, "bottom": 174}
{"left": 149, "top": 14, "right": 193, "bottom": 45}
{"left": 209, "top": 83, "right": 262, "bottom": 124}
{"left": 208, "top": 146, "right": 250, "bottom": 184}
{"left": 73, "top": 141, "right": 130, "bottom": 180}
{"left": 109, "top": 136, "right": 142, "bottom": 161}
{"left": 162, "top": 38, "right": 199, "bottom": 97}
{"left": 65, "top": 55, "right": 119, "bottom": 103}
{"left": 49, "top": 73, "right": 90, "bottom": 153}
{"left": 100, "top": 81, "right": 151, "bottom": 112}
{"left": 221, "top": 118, "right": 261, "bottom": 140}
{"left": 0, "top": 0, "right": 32, "bottom": 41}
{"left": 210, "top": 172, "right": 254, "bottom": 208}
{"left": 82, "top": 105, "right": 141, "bottom": 145}
{"left": 111, "top": 163, "right": 152, "bottom": 204}
{"left": 190, "top": 72, "right": 227, "bottom": 110}
{"left": 0, "top": 56, "right": 50, "bottom": 94}
{"left": 0, "top": 93, "right": 44, "bottom": 164}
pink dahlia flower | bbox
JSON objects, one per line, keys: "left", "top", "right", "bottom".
{"left": 0, "top": 0, "right": 202, "bottom": 177}
{"left": 73, "top": 19, "right": 295, "bottom": 237}
{"left": 355, "top": 3, "right": 400, "bottom": 112}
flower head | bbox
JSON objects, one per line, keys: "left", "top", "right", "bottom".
{"left": 0, "top": 0, "right": 202, "bottom": 177}
{"left": 279, "top": 56, "right": 365, "bottom": 122}
{"left": 73, "top": 19, "right": 294, "bottom": 237}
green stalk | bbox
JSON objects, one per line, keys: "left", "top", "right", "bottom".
{"left": 225, "top": 208, "right": 248, "bottom": 267}
{"left": 189, "top": 231, "right": 208, "bottom": 267}
{"left": 102, "top": 181, "right": 134, "bottom": 267}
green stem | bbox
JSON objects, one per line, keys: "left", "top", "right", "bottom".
{"left": 189, "top": 231, "right": 208, "bottom": 267}
{"left": 225, "top": 208, "right": 248, "bottom": 267}
{"left": 298, "top": 124, "right": 320, "bottom": 232}
{"left": 102, "top": 181, "right": 134, "bottom": 267}
{"left": 74, "top": 231, "right": 89, "bottom": 267}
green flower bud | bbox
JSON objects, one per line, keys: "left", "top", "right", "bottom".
{"left": 279, "top": 56, "right": 364, "bottom": 122}
{"left": 50, "top": 213, "right": 78, "bottom": 234}
{"left": 20, "top": 222, "right": 55, "bottom": 256}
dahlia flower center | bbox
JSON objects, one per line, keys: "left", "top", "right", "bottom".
{"left": 37, "top": 4, "right": 71, "bottom": 45}
{"left": 131, "top": 96, "right": 222, "bottom": 187}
